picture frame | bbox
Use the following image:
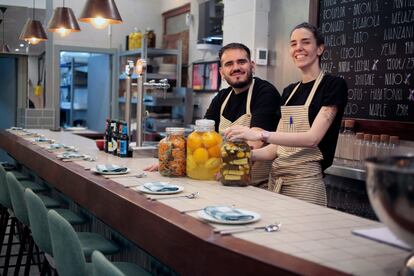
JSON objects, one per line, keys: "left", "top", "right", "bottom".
{"left": 192, "top": 60, "right": 221, "bottom": 92}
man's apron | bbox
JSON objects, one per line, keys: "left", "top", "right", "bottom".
{"left": 219, "top": 79, "right": 273, "bottom": 186}
{"left": 268, "top": 72, "right": 327, "bottom": 206}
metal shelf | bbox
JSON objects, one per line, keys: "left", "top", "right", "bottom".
{"left": 325, "top": 164, "right": 366, "bottom": 181}
{"left": 119, "top": 48, "right": 180, "bottom": 58}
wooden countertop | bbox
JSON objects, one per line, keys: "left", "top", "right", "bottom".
{"left": 0, "top": 129, "right": 408, "bottom": 276}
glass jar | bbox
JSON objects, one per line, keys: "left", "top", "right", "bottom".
{"left": 186, "top": 119, "right": 221, "bottom": 180}
{"left": 158, "top": 127, "right": 186, "bottom": 177}
{"left": 220, "top": 139, "right": 251, "bottom": 186}
{"left": 145, "top": 28, "right": 156, "bottom": 48}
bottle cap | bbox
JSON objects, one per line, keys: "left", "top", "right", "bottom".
{"left": 372, "top": 135, "right": 380, "bottom": 143}
{"left": 380, "top": 134, "right": 390, "bottom": 143}
{"left": 344, "top": 119, "right": 355, "bottom": 128}
{"left": 356, "top": 132, "right": 364, "bottom": 140}
{"left": 363, "top": 134, "right": 372, "bottom": 141}
{"left": 389, "top": 136, "right": 400, "bottom": 145}
{"left": 195, "top": 119, "right": 215, "bottom": 131}
{"left": 166, "top": 127, "right": 185, "bottom": 135}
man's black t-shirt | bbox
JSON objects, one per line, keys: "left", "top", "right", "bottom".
{"left": 281, "top": 74, "right": 348, "bottom": 171}
{"left": 205, "top": 77, "right": 281, "bottom": 132}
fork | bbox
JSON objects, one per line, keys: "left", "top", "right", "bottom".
{"left": 151, "top": 192, "right": 199, "bottom": 201}
{"left": 217, "top": 223, "right": 282, "bottom": 235}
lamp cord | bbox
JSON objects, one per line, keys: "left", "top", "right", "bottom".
{"left": 33, "top": 0, "right": 35, "bottom": 19}
{"left": 63, "top": 0, "right": 65, "bottom": 8}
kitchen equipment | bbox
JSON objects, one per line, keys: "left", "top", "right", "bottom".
{"left": 365, "top": 155, "right": 414, "bottom": 275}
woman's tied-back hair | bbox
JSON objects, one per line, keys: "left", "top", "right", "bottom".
{"left": 218, "top": 43, "right": 251, "bottom": 63}
{"left": 291, "top": 22, "right": 325, "bottom": 46}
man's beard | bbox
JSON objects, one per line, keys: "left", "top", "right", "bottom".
{"left": 226, "top": 71, "right": 253, "bottom": 89}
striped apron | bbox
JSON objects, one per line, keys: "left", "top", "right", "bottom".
{"left": 268, "top": 72, "right": 327, "bottom": 206}
{"left": 219, "top": 79, "right": 273, "bottom": 186}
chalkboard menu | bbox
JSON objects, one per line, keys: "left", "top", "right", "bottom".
{"left": 318, "top": 0, "right": 414, "bottom": 122}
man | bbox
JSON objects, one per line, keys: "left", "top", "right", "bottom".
{"left": 205, "top": 43, "right": 281, "bottom": 185}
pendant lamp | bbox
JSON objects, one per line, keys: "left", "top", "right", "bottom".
{"left": 48, "top": 0, "right": 80, "bottom": 37}
{"left": 19, "top": 0, "right": 48, "bottom": 45}
{"left": 0, "top": 7, "right": 10, "bottom": 53}
{"left": 79, "top": 0, "right": 122, "bottom": 29}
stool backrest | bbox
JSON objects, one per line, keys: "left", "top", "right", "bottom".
{"left": 0, "top": 165, "right": 12, "bottom": 208}
{"left": 24, "top": 189, "right": 53, "bottom": 255}
{"left": 47, "top": 210, "right": 88, "bottom": 276}
{"left": 91, "top": 250, "right": 124, "bottom": 276}
{"left": 6, "top": 172, "right": 29, "bottom": 226}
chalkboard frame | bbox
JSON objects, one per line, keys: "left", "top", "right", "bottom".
{"left": 309, "top": 0, "right": 414, "bottom": 141}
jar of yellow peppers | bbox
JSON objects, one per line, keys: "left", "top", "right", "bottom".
{"left": 186, "top": 119, "right": 221, "bottom": 180}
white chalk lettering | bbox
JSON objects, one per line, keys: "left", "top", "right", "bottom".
{"left": 380, "top": 42, "right": 397, "bottom": 56}
{"left": 340, "top": 47, "right": 364, "bottom": 59}
{"left": 369, "top": 104, "right": 387, "bottom": 118}
{"left": 384, "top": 25, "right": 414, "bottom": 40}
{"left": 396, "top": 104, "right": 409, "bottom": 116}
{"left": 338, "top": 61, "right": 351, "bottom": 72}
{"left": 353, "top": 31, "right": 369, "bottom": 44}
{"left": 406, "top": 41, "right": 414, "bottom": 54}
{"left": 352, "top": 15, "right": 380, "bottom": 30}
{"left": 354, "top": 60, "right": 370, "bottom": 72}
{"left": 385, "top": 73, "right": 404, "bottom": 85}
{"left": 355, "top": 74, "right": 375, "bottom": 85}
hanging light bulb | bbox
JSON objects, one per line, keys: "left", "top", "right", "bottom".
{"left": 48, "top": 0, "right": 80, "bottom": 37}
{"left": 0, "top": 7, "right": 10, "bottom": 53}
{"left": 19, "top": 0, "right": 48, "bottom": 44}
{"left": 79, "top": 0, "right": 122, "bottom": 29}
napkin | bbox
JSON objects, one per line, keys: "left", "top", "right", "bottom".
{"left": 143, "top": 182, "right": 179, "bottom": 192}
{"left": 35, "top": 137, "right": 53, "bottom": 142}
{"left": 204, "top": 206, "right": 254, "bottom": 221}
{"left": 61, "top": 152, "right": 83, "bottom": 159}
{"left": 96, "top": 164, "right": 128, "bottom": 173}
{"left": 49, "top": 143, "right": 66, "bottom": 149}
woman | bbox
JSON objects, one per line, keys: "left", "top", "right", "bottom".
{"left": 225, "top": 22, "right": 348, "bottom": 206}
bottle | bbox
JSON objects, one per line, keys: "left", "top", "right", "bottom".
{"left": 128, "top": 30, "right": 135, "bottom": 50}
{"left": 378, "top": 134, "right": 390, "bottom": 158}
{"left": 221, "top": 138, "right": 251, "bottom": 186}
{"left": 110, "top": 120, "right": 118, "bottom": 155}
{"left": 369, "top": 135, "right": 381, "bottom": 158}
{"left": 186, "top": 119, "right": 221, "bottom": 180}
{"left": 119, "top": 121, "right": 129, "bottom": 158}
{"left": 107, "top": 120, "right": 117, "bottom": 154}
{"left": 353, "top": 132, "right": 364, "bottom": 168}
{"left": 145, "top": 28, "right": 156, "bottom": 48}
{"left": 389, "top": 136, "right": 400, "bottom": 156}
{"left": 158, "top": 127, "right": 186, "bottom": 177}
{"left": 342, "top": 120, "right": 355, "bottom": 166}
{"left": 334, "top": 120, "right": 345, "bottom": 165}
{"left": 361, "top": 133, "right": 372, "bottom": 168}
{"left": 104, "top": 118, "right": 111, "bottom": 153}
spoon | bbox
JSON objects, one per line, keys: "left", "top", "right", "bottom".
{"left": 152, "top": 192, "right": 199, "bottom": 201}
{"left": 218, "top": 223, "right": 282, "bottom": 235}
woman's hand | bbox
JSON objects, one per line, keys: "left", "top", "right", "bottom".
{"left": 143, "top": 163, "right": 159, "bottom": 172}
{"left": 224, "top": 126, "right": 262, "bottom": 141}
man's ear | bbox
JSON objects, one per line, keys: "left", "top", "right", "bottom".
{"left": 251, "top": 60, "right": 256, "bottom": 75}
{"left": 219, "top": 66, "right": 224, "bottom": 78}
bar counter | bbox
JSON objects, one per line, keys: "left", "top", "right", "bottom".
{"left": 0, "top": 129, "right": 409, "bottom": 276}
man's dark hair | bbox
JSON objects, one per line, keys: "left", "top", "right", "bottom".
{"left": 218, "top": 43, "right": 251, "bottom": 63}
{"left": 291, "top": 22, "right": 325, "bottom": 46}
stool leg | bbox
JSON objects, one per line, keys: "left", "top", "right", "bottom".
{"left": 14, "top": 224, "right": 28, "bottom": 276}
{"left": 2, "top": 217, "right": 16, "bottom": 276}
{"left": 23, "top": 236, "right": 34, "bottom": 276}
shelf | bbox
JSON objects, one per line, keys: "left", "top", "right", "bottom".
{"left": 119, "top": 72, "right": 177, "bottom": 80}
{"left": 325, "top": 164, "right": 366, "bottom": 181}
{"left": 119, "top": 48, "right": 180, "bottom": 58}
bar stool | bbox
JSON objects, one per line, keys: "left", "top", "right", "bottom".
{"left": 48, "top": 210, "right": 149, "bottom": 276}
{"left": 25, "top": 189, "right": 121, "bottom": 275}
{"left": 6, "top": 173, "right": 87, "bottom": 275}
{"left": 92, "top": 250, "right": 151, "bottom": 276}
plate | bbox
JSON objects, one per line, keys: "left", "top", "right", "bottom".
{"left": 91, "top": 167, "right": 130, "bottom": 175}
{"left": 197, "top": 208, "right": 260, "bottom": 225}
{"left": 135, "top": 184, "right": 184, "bottom": 195}
{"left": 64, "top": 127, "right": 87, "bottom": 131}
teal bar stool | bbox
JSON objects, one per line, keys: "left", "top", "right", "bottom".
{"left": 92, "top": 250, "right": 151, "bottom": 276}
{"left": 26, "top": 190, "right": 121, "bottom": 275}
{"left": 48, "top": 210, "right": 150, "bottom": 276}
{"left": 6, "top": 173, "right": 87, "bottom": 275}
{"left": 0, "top": 162, "right": 30, "bottom": 181}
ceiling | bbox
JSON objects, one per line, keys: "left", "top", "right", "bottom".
{"left": 0, "top": 5, "right": 45, "bottom": 55}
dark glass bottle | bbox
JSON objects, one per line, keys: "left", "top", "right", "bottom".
{"left": 104, "top": 118, "right": 111, "bottom": 153}
{"left": 119, "top": 121, "right": 129, "bottom": 158}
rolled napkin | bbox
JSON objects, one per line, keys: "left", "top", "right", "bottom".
{"left": 143, "top": 182, "right": 179, "bottom": 192}
{"left": 61, "top": 152, "right": 84, "bottom": 159}
{"left": 96, "top": 164, "right": 128, "bottom": 173}
{"left": 204, "top": 206, "right": 254, "bottom": 221}
{"left": 48, "top": 143, "right": 66, "bottom": 149}
{"left": 34, "top": 137, "right": 54, "bottom": 143}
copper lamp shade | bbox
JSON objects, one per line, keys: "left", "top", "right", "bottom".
{"left": 79, "top": 0, "right": 122, "bottom": 29}
{"left": 48, "top": 7, "right": 80, "bottom": 36}
{"left": 19, "top": 18, "right": 48, "bottom": 45}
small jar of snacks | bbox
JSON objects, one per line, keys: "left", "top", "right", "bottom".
{"left": 220, "top": 139, "right": 251, "bottom": 186}
{"left": 158, "top": 127, "right": 186, "bottom": 177}
{"left": 186, "top": 119, "right": 221, "bottom": 180}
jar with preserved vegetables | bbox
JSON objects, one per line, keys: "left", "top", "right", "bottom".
{"left": 220, "top": 139, "right": 251, "bottom": 186}
{"left": 186, "top": 119, "right": 221, "bottom": 180}
{"left": 158, "top": 127, "right": 186, "bottom": 177}
{"left": 145, "top": 28, "right": 156, "bottom": 48}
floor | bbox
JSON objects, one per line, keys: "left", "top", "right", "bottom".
{"left": 1, "top": 223, "right": 42, "bottom": 276}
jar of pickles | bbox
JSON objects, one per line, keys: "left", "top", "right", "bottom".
{"left": 158, "top": 127, "right": 186, "bottom": 177}
{"left": 186, "top": 120, "right": 221, "bottom": 180}
{"left": 220, "top": 139, "right": 251, "bottom": 186}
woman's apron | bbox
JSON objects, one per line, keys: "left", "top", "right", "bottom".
{"left": 268, "top": 72, "right": 327, "bottom": 206}
{"left": 219, "top": 79, "right": 273, "bottom": 186}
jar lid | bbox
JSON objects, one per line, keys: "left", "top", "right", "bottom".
{"left": 195, "top": 119, "right": 215, "bottom": 127}
{"left": 166, "top": 127, "right": 185, "bottom": 134}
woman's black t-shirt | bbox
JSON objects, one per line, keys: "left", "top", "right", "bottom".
{"left": 281, "top": 74, "right": 348, "bottom": 172}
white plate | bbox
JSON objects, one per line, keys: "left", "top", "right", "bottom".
{"left": 91, "top": 167, "right": 130, "bottom": 175}
{"left": 56, "top": 153, "right": 84, "bottom": 159}
{"left": 197, "top": 208, "right": 261, "bottom": 225}
{"left": 64, "top": 127, "right": 87, "bottom": 131}
{"left": 135, "top": 184, "right": 184, "bottom": 195}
